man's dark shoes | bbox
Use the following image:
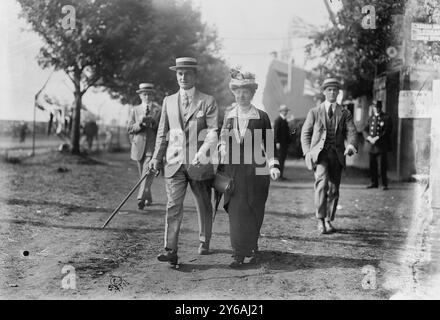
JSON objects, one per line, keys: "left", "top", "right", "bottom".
{"left": 383, "top": 186, "right": 389, "bottom": 190}
{"left": 137, "top": 200, "right": 145, "bottom": 210}
{"left": 198, "top": 243, "right": 210, "bottom": 255}
{"left": 317, "top": 220, "right": 327, "bottom": 235}
{"left": 325, "top": 221, "right": 336, "bottom": 233}
{"left": 229, "top": 256, "right": 244, "bottom": 268}
{"left": 157, "top": 249, "right": 178, "bottom": 265}
{"left": 366, "top": 184, "right": 378, "bottom": 189}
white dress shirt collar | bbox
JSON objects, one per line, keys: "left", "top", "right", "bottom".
{"left": 279, "top": 113, "right": 286, "bottom": 120}
{"left": 324, "top": 100, "right": 336, "bottom": 112}
{"left": 179, "top": 86, "right": 195, "bottom": 99}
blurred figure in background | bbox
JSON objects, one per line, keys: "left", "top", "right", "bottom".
{"left": 19, "top": 121, "right": 28, "bottom": 143}
{"left": 103, "top": 127, "right": 113, "bottom": 151}
{"left": 83, "top": 120, "right": 99, "bottom": 150}
{"left": 127, "top": 83, "right": 161, "bottom": 210}
{"left": 364, "top": 101, "right": 392, "bottom": 190}
{"left": 274, "top": 104, "right": 293, "bottom": 180}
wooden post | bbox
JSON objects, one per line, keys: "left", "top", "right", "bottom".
{"left": 431, "top": 79, "right": 440, "bottom": 208}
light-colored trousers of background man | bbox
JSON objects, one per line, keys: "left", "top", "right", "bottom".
{"left": 314, "top": 148, "right": 342, "bottom": 221}
{"left": 137, "top": 155, "right": 153, "bottom": 203}
{"left": 164, "top": 166, "right": 213, "bottom": 251}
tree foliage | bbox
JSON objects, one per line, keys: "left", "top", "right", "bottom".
{"left": 306, "top": 0, "right": 405, "bottom": 98}
{"left": 16, "top": 0, "right": 231, "bottom": 153}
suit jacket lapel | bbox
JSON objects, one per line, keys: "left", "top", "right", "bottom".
{"left": 169, "top": 93, "right": 183, "bottom": 131}
{"left": 318, "top": 103, "right": 327, "bottom": 130}
{"left": 184, "top": 89, "right": 201, "bottom": 124}
{"left": 334, "top": 104, "right": 342, "bottom": 133}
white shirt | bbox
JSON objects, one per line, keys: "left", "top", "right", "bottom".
{"left": 179, "top": 87, "right": 195, "bottom": 104}
{"left": 324, "top": 101, "right": 336, "bottom": 114}
{"left": 142, "top": 102, "right": 152, "bottom": 114}
{"left": 279, "top": 113, "right": 286, "bottom": 120}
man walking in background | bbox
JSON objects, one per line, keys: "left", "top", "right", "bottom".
{"left": 274, "top": 104, "right": 292, "bottom": 180}
{"left": 301, "top": 77, "right": 358, "bottom": 235}
{"left": 127, "top": 83, "right": 161, "bottom": 210}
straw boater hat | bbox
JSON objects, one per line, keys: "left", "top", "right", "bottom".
{"left": 229, "top": 67, "right": 258, "bottom": 91}
{"left": 136, "top": 83, "right": 155, "bottom": 94}
{"left": 169, "top": 57, "right": 199, "bottom": 71}
{"left": 321, "top": 77, "right": 342, "bottom": 90}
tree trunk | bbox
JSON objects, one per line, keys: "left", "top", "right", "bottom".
{"left": 71, "top": 77, "right": 82, "bottom": 154}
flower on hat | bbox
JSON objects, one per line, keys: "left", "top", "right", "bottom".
{"left": 230, "top": 66, "right": 255, "bottom": 81}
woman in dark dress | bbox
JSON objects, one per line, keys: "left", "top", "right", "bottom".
{"left": 219, "top": 68, "right": 280, "bottom": 268}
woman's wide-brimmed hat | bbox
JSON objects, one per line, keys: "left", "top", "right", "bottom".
{"left": 229, "top": 67, "right": 258, "bottom": 91}
{"left": 321, "top": 77, "right": 342, "bottom": 90}
{"left": 169, "top": 57, "right": 199, "bottom": 71}
{"left": 136, "top": 83, "right": 156, "bottom": 94}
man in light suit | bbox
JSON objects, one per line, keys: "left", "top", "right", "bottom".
{"left": 127, "top": 83, "right": 161, "bottom": 210}
{"left": 149, "top": 57, "right": 218, "bottom": 265}
{"left": 301, "top": 78, "right": 358, "bottom": 234}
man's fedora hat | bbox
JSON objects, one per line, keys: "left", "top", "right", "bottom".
{"left": 169, "top": 57, "right": 199, "bottom": 71}
{"left": 136, "top": 83, "right": 155, "bottom": 94}
{"left": 321, "top": 77, "right": 342, "bottom": 90}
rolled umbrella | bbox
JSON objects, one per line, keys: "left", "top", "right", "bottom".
{"left": 213, "top": 189, "right": 223, "bottom": 223}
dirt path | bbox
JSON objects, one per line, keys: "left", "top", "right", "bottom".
{"left": 0, "top": 151, "right": 427, "bottom": 299}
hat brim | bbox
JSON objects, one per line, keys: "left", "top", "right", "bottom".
{"left": 169, "top": 66, "right": 199, "bottom": 71}
{"left": 321, "top": 83, "right": 341, "bottom": 90}
{"left": 229, "top": 83, "right": 258, "bottom": 91}
{"left": 136, "top": 89, "right": 156, "bottom": 93}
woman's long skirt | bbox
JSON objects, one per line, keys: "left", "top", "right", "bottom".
{"left": 224, "top": 165, "right": 270, "bottom": 258}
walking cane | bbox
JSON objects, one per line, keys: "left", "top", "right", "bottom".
{"left": 101, "top": 168, "right": 158, "bottom": 229}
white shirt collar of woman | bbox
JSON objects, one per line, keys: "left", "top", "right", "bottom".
{"left": 226, "top": 104, "right": 260, "bottom": 120}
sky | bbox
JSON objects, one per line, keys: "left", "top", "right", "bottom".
{"left": 0, "top": 0, "right": 340, "bottom": 124}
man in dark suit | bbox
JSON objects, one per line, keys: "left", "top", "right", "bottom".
{"left": 301, "top": 78, "right": 358, "bottom": 234}
{"left": 274, "top": 104, "right": 292, "bottom": 180}
{"left": 364, "top": 101, "right": 392, "bottom": 190}
{"left": 148, "top": 57, "right": 218, "bottom": 265}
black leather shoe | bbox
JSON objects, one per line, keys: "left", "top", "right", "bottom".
{"left": 248, "top": 255, "right": 257, "bottom": 265}
{"left": 366, "top": 184, "right": 378, "bottom": 189}
{"left": 229, "top": 256, "right": 244, "bottom": 268}
{"left": 318, "top": 220, "right": 327, "bottom": 235}
{"left": 383, "top": 186, "right": 389, "bottom": 190}
{"left": 137, "top": 200, "right": 145, "bottom": 210}
{"left": 325, "top": 221, "right": 336, "bottom": 233}
{"left": 198, "top": 243, "right": 210, "bottom": 255}
{"left": 157, "top": 250, "right": 178, "bottom": 265}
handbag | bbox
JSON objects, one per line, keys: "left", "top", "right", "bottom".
{"left": 213, "top": 165, "right": 234, "bottom": 194}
